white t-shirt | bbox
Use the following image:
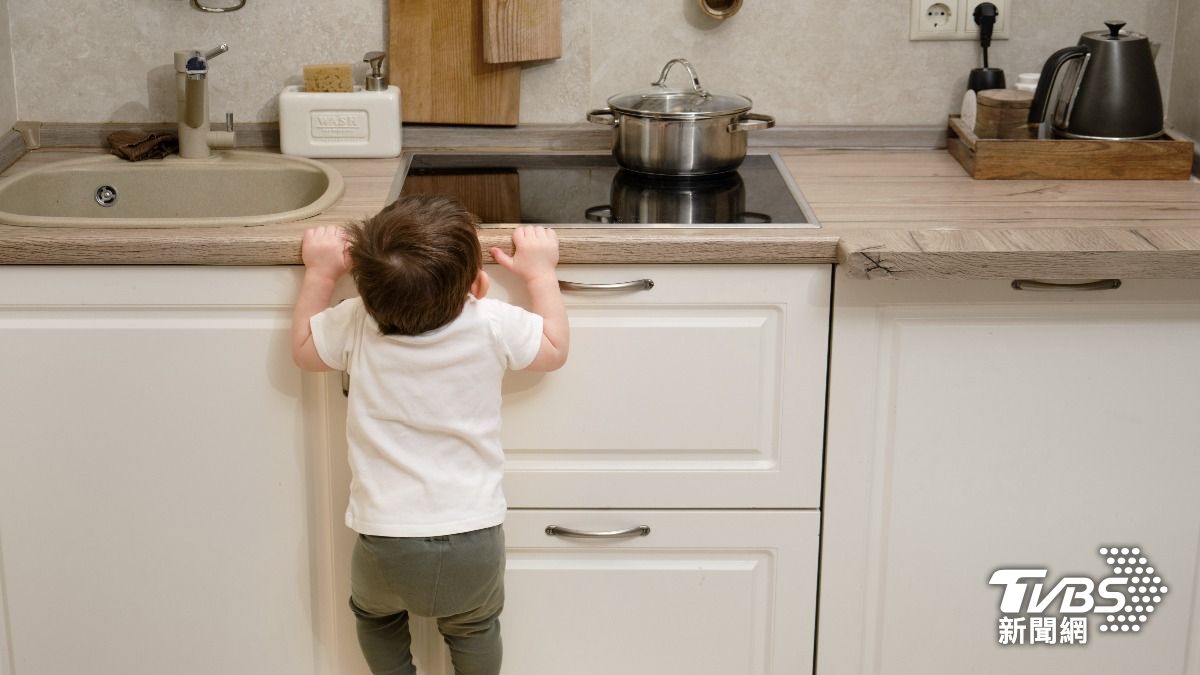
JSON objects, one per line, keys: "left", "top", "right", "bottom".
{"left": 310, "top": 295, "right": 543, "bottom": 537}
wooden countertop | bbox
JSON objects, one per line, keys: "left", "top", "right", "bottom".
{"left": 790, "top": 149, "right": 1200, "bottom": 279}
{"left": 3, "top": 146, "right": 1200, "bottom": 279}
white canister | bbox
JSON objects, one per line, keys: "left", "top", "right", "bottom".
{"left": 279, "top": 85, "right": 402, "bottom": 158}
{"left": 1015, "top": 72, "right": 1040, "bottom": 93}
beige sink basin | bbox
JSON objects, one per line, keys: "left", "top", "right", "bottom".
{"left": 0, "top": 150, "right": 344, "bottom": 228}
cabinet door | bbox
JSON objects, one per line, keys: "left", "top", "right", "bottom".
{"left": 487, "top": 264, "right": 831, "bottom": 508}
{"left": 390, "top": 510, "right": 818, "bottom": 675}
{"left": 819, "top": 275, "right": 1200, "bottom": 675}
{"left": 0, "top": 267, "right": 336, "bottom": 675}
{"left": 320, "top": 406, "right": 821, "bottom": 675}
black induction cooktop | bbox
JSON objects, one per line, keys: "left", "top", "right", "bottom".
{"left": 389, "top": 152, "right": 818, "bottom": 228}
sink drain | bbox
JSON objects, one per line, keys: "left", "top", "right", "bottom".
{"left": 94, "top": 185, "right": 118, "bottom": 207}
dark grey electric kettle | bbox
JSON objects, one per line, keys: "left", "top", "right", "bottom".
{"left": 1028, "top": 20, "right": 1164, "bottom": 140}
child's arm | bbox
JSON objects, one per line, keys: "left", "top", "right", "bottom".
{"left": 292, "top": 226, "right": 351, "bottom": 372}
{"left": 490, "top": 226, "right": 569, "bottom": 372}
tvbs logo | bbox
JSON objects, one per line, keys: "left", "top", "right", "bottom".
{"left": 988, "top": 547, "right": 1168, "bottom": 644}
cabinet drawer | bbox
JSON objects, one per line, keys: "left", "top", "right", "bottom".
{"left": 491, "top": 264, "right": 831, "bottom": 508}
{"left": 404, "top": 510, "right": 820, "bottom": 675}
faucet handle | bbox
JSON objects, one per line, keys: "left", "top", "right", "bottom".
{"left": 205, "top": 43, "right": 230, "bottom": 61}
{"left": 177, "top": 43, "right": 228, "bottom": 76}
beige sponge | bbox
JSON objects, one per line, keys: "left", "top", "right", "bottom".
{"left": 303, "top": 64, "right": 353, "bottom": 93}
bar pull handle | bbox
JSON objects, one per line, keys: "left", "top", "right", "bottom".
{"left": 191, "top": 0, "right": 246, "bottom": 12}
{"left": 558, "top": 279, "right": 654, "bottom": 292}
{"left": 545, "top": 525, "right": 651, "bottom": 539}
{"left": 1011, "top": 279, "right": 1122, "bottom": 291}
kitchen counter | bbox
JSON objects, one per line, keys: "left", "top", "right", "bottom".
{"left": 788, "top": 149, "right": 1200, "bottom": 279}
{"left": 3, "top": 145, "right": 1200, "bottom": 279}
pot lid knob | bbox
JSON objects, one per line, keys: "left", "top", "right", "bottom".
{"left": 1105, "top": 20, "right": 1126, "bottom": 38}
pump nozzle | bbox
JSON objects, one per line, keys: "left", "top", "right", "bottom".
{"left": 363, "top": 51, "right": 387, "bottom": 91}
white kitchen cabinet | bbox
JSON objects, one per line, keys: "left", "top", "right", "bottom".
{"left": 0, "top": 267, "right": 339, "bottom": 675}
{"left": 818, "top": 273, "right": 1200, "bottom": 675}
{"left": 321, "top": 484, "right": 821, "bottom": 675}
{"left": 318, "top": 462, "right": 820, "bottom": 675}
{"left": 0, "top": 263, "right": 828, "bottom": 675}
{"left": 501, "top": 510, "right": 818, "bottom": 675}
{"left": 320, "top": 264, "right": 831, "bottom": 675}
{"left": 486, "top": 264, "right": 831, "bottom": 508}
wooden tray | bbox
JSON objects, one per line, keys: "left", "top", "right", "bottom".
{"left": 947, "top": 115, "right": 1195, "bottom": 180}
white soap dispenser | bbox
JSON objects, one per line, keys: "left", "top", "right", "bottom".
{"left": 279, "top": 51, "right": 402, "bottom": 158}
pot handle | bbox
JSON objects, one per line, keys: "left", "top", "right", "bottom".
{"left": 587, "top": 109, "right": 620, "bottom": 127}
{"left": 728, "top": 113, "right": 775, "bottom": 133}
{"left": 585, "top": 205, "right": 614, "bottom": 223}
{"left": 653, "top": 58, "right": 710, "bottom": 97}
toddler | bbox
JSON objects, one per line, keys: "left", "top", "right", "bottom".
{"left": 291, "top": 194, "right": 569, "bottom": 675}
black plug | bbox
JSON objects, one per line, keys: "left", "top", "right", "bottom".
{"left": 967, "top": 1, "right": 1005, "bottom": 90}
{"left": 974, "top": 2, "right": 999, "bottom": 51}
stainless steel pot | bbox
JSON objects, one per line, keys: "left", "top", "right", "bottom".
{"left": 584, "top": 170, "right": 771, "bottom": 225}
{"left": 587, "top": 59, "right": 775, "bottom": 176}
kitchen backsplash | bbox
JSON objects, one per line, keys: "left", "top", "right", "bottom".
{"left": 1168, "top": 0, "right": 1199, "bottom": 140}
{"left": 0, "top": 0, "right": 16, "bottom": 134}
{"left": 0, "top": 0, "right": 1191, "bottom": 130}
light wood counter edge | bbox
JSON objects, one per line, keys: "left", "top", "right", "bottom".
{"left": 0, "top": 223, "right": 840, "bottom": 266}
{"left": 835, "top": 227, "right": 1200, "bottom": 280}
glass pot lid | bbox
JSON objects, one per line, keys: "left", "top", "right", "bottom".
{"left": 606, "top": 58, "right": 753, "bottom": 120}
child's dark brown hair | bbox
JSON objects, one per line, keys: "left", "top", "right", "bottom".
{"left": 347, "top": 194, "right": 482, "bottom": 336}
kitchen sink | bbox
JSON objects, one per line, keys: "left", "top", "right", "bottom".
{"left": 0, "top": 150, "right": 344, "bottom": 228}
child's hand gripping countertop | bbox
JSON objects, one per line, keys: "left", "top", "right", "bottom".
{"left": 491, "top": 226, "right": 569, "bottom": 372}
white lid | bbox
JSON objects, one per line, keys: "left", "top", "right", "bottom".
{"left": 1017, "top": 72, "right": 1040, "bottom": 85}
{"left": 960, "top": 90, "right": 977, "bottom": 131}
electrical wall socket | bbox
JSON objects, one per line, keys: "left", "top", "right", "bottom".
{"left": 910, "top": 0, "right": 1011, "bottom": 41}
{"left": 910, "top": 0, "right": 958, "bottom": 40}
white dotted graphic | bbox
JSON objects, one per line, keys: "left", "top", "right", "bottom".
{"left": 1098, "top": 545, "right": 1167, "bottom": 635}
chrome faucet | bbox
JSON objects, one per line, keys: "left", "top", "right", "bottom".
{"left": 174, "top": 43, "right": 237, "bottom": 158}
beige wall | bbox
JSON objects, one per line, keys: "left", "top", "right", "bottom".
{"left": 0, "top": 0, "right": 16, "bottom": 133}
{"left": 5, "top": 0, "right": 1182, "bottom": 126}
{"left": 1168, "top": 0, "right": 1199, "bottom": 138}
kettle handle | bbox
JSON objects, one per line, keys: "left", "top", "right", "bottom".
{"left": 1028, "top": 45, "right": 1089, "bottom": 126}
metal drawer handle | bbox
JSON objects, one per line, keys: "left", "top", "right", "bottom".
{"left": 1012, "top": 279, "right": 1122, "bottom": 291}
{"left": 559, "top": 279, "right": 654, "bottom": 292}
{"left": 545, "top": 525, "right": 651, "bottom": 539}
{"left": 191, "top": 0, "right": 246, "bottom": 12}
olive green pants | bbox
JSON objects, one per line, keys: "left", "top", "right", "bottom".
{"left": 349, "top": 525, "right": 506, "bottom": 675}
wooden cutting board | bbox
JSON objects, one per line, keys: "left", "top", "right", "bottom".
{"left": 482, "top": 0, "right": 562, "bottom": 64}
{"left": 388, "top": 0, "right": 521, "bottom": 126}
